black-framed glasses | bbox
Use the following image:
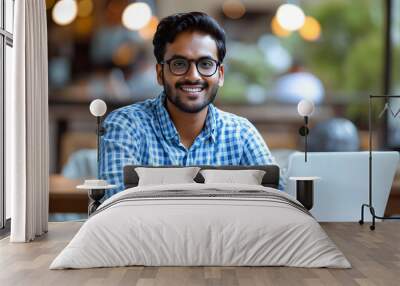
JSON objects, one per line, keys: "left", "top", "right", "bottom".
{"left": 160, "top": 57, "right": 220, "bottom": 77}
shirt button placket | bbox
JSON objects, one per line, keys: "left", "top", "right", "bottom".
{"left": 183, "top": 150, "right": 189, "bottom": 165}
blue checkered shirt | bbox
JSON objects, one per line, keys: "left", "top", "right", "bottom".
{"left": 100, "top": 92, "right": 284, "bottom": 198}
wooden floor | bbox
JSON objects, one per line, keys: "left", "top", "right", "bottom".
{"left": 0, "top": 222, "right": 399, "bottom": 286}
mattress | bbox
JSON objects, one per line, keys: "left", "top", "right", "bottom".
{"left": 50, "top": 183, "right": 351, "bottom": 269}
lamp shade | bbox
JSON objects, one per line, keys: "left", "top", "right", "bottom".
{"left": 297, "top": 99, "right": 314, "bottom": 117}
{"left": 89, "top": 99, "right": 107, "bottom": 117}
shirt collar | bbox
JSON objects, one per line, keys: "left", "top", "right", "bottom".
{"left": 154, "top": 92, "right": 217, "bottom": 143}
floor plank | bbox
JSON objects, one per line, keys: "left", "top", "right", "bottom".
{"left": 0, "top": 222, "right": 399, "bottom": 286}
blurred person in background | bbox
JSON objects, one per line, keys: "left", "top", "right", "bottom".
{"left": 274, "top": 61, "right": 324, "bottom": 104}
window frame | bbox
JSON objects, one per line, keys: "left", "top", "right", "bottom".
{"left": 0, "top": 0, "right": 13, "bottom": 232}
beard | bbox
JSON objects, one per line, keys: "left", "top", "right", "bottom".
{"left": 162, "top": 74, "right": 219, "bottom": 114}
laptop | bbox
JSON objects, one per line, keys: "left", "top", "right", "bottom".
{"left": 285, "top": 151, "right": 399, "bottom": 222}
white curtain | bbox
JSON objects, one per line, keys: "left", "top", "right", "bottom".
{"left": 7, "top": 0, "right": 49, "bottom": 242}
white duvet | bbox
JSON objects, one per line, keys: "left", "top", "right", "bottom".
{"left": 50, "top": 183, "right": 351, "bottom": 269}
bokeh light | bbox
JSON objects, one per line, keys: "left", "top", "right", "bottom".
{"left": 52, "top": 0, "right": 78, "bottom": 26}
{"left": 112, "top": 43, "right": 136, "bottom": 66}
{"left": 139, "top": 16, "right": 159, "bottom": 40}
{"left": 77, "top": 0, "right": 93, "bottom": 18}
{"left": 74, "top": 17, "right": 93, "bottom": 38}
{"left": 122, "top": 2, "right": 152, "bottom": 31}
{"left": 258, "top": 34, "right": 292, "bottom": 73}
{"left": 276, "top": 3, "right": 305, "bottom": 31}
{"left": 271, "top": 16, "right": 291, "bottom": 37}
{"left": 222, "top": 0, "right": 246, "bottom": 20}
{"left": 299, "top": 16, "right": 321, "bottom": 41}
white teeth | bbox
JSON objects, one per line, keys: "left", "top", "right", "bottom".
{"left": 181, "top": 87, "right": 203, "bottom": 93}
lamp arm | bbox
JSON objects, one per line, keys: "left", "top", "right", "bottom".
{"left": 304, "top": 116, "right": 308, "bottom": 162}
{"left": 97, "top": 116, "right": 104, "bottom": 179}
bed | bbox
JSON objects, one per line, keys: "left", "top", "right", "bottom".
{"left": 50, "top": 165, "right": 350, "bottom": 269}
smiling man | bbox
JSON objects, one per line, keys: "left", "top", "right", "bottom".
{"left": 100, "top": 12, "right": 284, "bottom": 197}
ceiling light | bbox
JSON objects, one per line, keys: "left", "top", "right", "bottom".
{"left": 52, "top": 0, "right": 78, "bottom": 26}
{"left": 122, "top": 2, "right": 152, "bottom": 31}
{"left": 276, "top": 3, "right": 305, "bottom": 31}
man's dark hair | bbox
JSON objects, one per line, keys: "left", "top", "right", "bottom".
{"left": 153, "top": 12, "right": 226, "bottom": 64}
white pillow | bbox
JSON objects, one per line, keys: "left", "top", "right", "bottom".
{"left": 135, "top": 167, "right": 200, "bottom": 186}
{"left": 200, "top": 169, "right": 266, "bottom": 185}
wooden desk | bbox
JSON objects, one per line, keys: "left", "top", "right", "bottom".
{"left": 49, "top": 174, "right": 88, "bottom": 213}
